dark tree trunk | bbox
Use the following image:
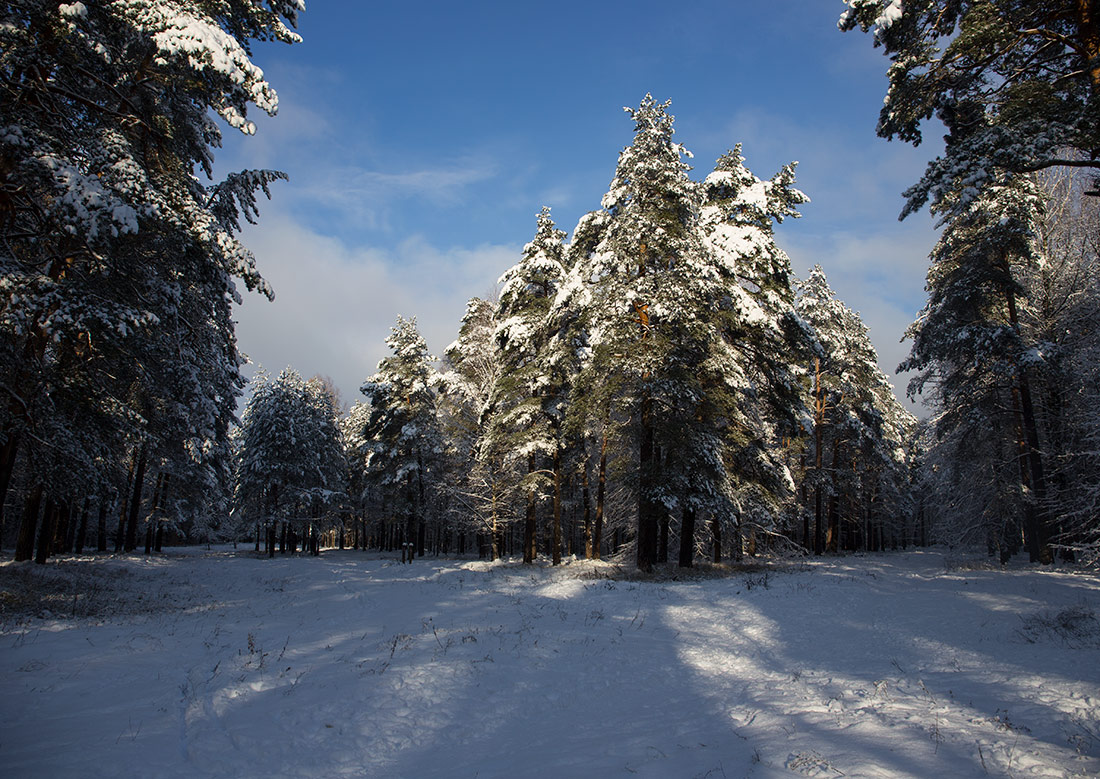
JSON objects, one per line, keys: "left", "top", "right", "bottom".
{"left": 657, "top": 507, "right": 669, "bottom": 564}
{"left": 581, "top": 465, "right": 593, "bottom": 560}
{"left": 678, "top": 505, "right": 696, "bottom": 568}
{"left": 0, "top": 432, "right": 22, "bottom": 540}
{"left": 814, "top": 486, "right": 824, "bottom": 556}
{"left": 35, "top": 497, "right": 58, "bottom": 564}
{"left": 593, "top": 432, "right": 607, "bottom": 560}
{"left": 1003, "top": 264, "right": 1052, "bottom": 563}
{"left": 710, "top": 514, "right": 722, "bottom": 564}
{"left": 524, "top": 453, "right": 537, "bottom": 564}
{"left": 813, "top": 356, "right": 825, "bottom": 556}
{"left": 827, "top": 440, "right": 841, "bottom": 553}
{"left": 96, "top": 498, "right": 108, "bottom": 552}
{"left": 15, "top": 483, "right": 43, "bottom": 561}
{"left": 637, "top": 395, "right": 658, "bottom": 572}
{"left": 800, "top": 451, "right": 810, "bottom": 550}
{"left": 55, "top": 500, "right": 72, "bottom": 555}
{"left": 552, "top": 448, "right": 562, "bottom": 565}
{"left": 124, "top": 445, "right": 148, "bottom": 552}
{"left": 416, "top": 452, "right": 426, "bottom": 558}
{"left": 75, "top": 497, "right": 90, "bottom": 553}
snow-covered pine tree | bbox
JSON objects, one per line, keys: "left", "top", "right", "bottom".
{"left": 1, "top": 1, "right": 302, "bottom": 558}
{"left": 561, "top": 96, "right": 707, "bottom": 570}
{"left": 840, "top": 0, "right": 1100, "bottom": 219}
{"left": 437, "top": 297, "right": 509, "bottom": 557}
{"left": 697, "top": 145, "right": 813, "bottom": 558}
{"left": 901, "top": 174, "right": 1052, "bottom": 562}
{"left": 483, "top": 207, "right": 568, "bottom": 563}
{"left": 234, "top": 368, "right": 345, "bottom": 556}
{"left": 359, "top": 317, "right": 443, "bottom": 559}
{"left": 1026, "top": 169, "right": 1100, "bottom": 559}
{"left": 342, "top": 400, "right": 375, "bottom": 550}
{"left": 796, "top": 265, "right": 915, "bottom": 554}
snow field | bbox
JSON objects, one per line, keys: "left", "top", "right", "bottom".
{"left": 1, "top": 549, "right": 1098, "bottom": 778}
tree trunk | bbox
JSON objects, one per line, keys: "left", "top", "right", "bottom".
{"left": 827, "top": 439, "right": 840, "bottom": 553}
{"left": 710, "top": 514, "right": 722, "bottom": 564}
{"left": 593, "top": 432, "right": 607, "bottom": 560}
{"left": 0, "top": 432, "right": 22, "bottom": 542}
{"left": 581, "top": 465, "right": 593, "bottom": 560}
{"left": 96, "top": 498, "right": 108, "bottom": 552}
{"left": 637, "top": 395, "right": 658, "bottom": 571}
{"left": 524, "top": 453, "right": 537, "bottom": 564}
{"left": 813, "top": 356, "right": 826, "bottom": 555}
{"left": 551, "top": 448, "right": 562, "bottom": 565}
{"left": 657, "top": 507, "right": 669, "bottom": 564}
{"left": 15, "top": 483, "right": 43, "bottom": 562}
{"left": 1004, "top": 280, "right": 1052, "bottom": 563}
{"left": 678, "top": 505, "right": 696, "bottom": 568}
{"left": 35, "top": 496, "right": 58, "bottom": 564}
{"left": 416, "top": 452, "right": 426, "bottom": 558}
{"left": 55, "top": 500, "right": 72, "bottom": 555}
{"left": 124, "top": 445, "right": 148, "bottom": 552}
{"left": 75, "top": 497, "right": 90, "bottom": 553}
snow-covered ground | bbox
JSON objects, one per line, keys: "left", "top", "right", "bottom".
{"left": 1, "top": 548, "right": 1098, "bottom": 778}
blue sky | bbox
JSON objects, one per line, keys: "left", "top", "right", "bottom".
{"left": 220, "top": 0, "right": 942, "bottom": 413}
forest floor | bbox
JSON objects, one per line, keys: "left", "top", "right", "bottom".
{"left": 1, "top": 546, "right": 1098, "bottom": 778}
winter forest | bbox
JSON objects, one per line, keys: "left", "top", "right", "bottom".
{"left": 3, "top": 2, "right": 1100, "bottom": 777}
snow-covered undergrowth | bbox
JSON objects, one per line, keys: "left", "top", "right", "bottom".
{"left": 1, "top": 549, "right": 1098, "bottom": 778}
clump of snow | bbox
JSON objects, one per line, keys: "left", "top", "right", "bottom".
{"left": 1, "top": 548, "right": 1097, "bottom": 777}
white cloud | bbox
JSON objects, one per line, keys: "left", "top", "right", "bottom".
{"left": 233, "top": 208, "right": 517, "bottom": 409}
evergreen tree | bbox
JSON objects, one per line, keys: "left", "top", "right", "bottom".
{"left": 840, "top": 0, "right": 1100, "bottom": 217}
{"left": 359, "top": 317, "right": 443, "bottom": 559}
{"left": 483, "top": 207, "right": 568, "bottom": 563}
{"left": 901, "top": 174, "right": 1052, "bottom": 561}
{"left": 796, "top": 265, "right": 915, "bottom": 554}
{"left": 1, "top": 0, "right": 303, "bottom": 557}
{"left": 234, "top": 368, "right": 345, "bottom": 556}
{"left": 437, "top": 297, "right": 509, "bottom": 558}
{"left": 698, "top": 146, "right": 813, "bottom": 557}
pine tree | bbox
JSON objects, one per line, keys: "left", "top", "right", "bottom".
{"left": 234, "top": 368, "right": 345, "bottom": 556}
{"left": 901, "top": 174, "right": 1053, "bottom": 561}
{"left": 438, "top": 297, "right": 508, "bottom": 558}
{"left": 796, "top": 265, "right": 915, "bottom": 554}
{"left": 840, "top": 0, "right": 1100, "bottom": 217}
{"left": 359, "top": 317, "right": 443, "bottom": 559}
{"left": 483, "top": 207, "right": 568, "bottom": 563}
{"left": 1, "top": 1, "right": 303, "bottom": 557}
{"left": 698, "top": 146, "right": 813, "bottom": 557}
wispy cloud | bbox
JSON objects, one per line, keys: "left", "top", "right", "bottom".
{"left": 234, "top": 208, "right": 518, "bottom": 408}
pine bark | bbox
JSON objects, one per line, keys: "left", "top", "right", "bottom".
{"left": 35, "top": 497, "right": 58, "bottom": 564}
{"left": 678, "top": 505, "right": 696, "bottom": 568}
{"left": 124, "top": 445, "right": 148, "bottom": 552}
{"left": 15, "top": 483, "right": 43, "bottom": 562}
{"left": 593, "top": 432, "right": 607, "bottom": 560}
{"left": 96, "top": 499, "right": 108, "bottom": 552}
{"left": 523, "top": 453, "right": 537, "bottom": 564}
{"left": 637, "top": 395, "right": 658, "bottom": 571}
{"left": 551, "top": 448, "right": 562, "bottom": 565}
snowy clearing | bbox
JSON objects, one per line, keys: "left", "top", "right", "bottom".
{"left": 1, "top": 549, "right": 1098, "bottom": 778}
